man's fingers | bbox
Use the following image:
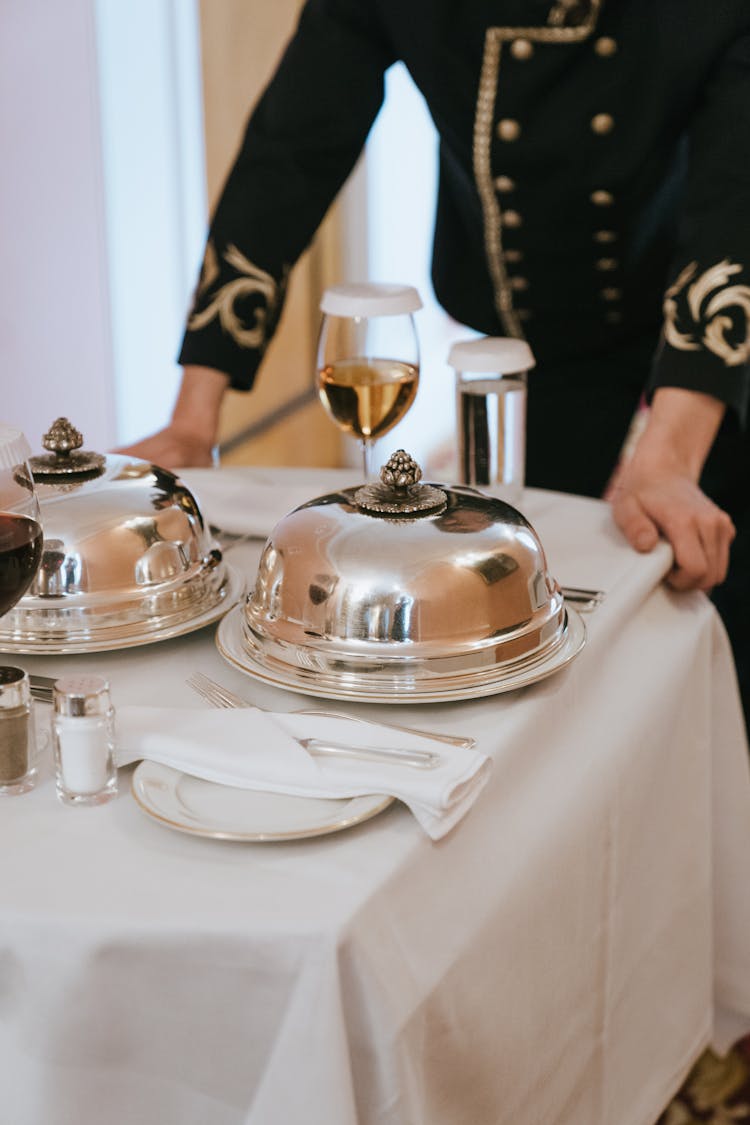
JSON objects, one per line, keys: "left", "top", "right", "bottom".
{"left": 613, "top": 485, "right": 736, "bottom": 592}
{"left": 612, "top": 491, "right": 660, "bottom": 553}
{"left": 664, "top": 507, "right": 735, "bottom": 591}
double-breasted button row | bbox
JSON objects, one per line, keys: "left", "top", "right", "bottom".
{"left": 592, "top": 32, "right": 619, "bottom": 320}
{"left": 509, "top": 33, "right": 618, "bottom": 61}
{"left": 496, "top": 115, "right": 615, "bottom": 143}
{"left": 591, "top": 112, "right": 615, "bottom": 135}
{"left": 497, "top": 26, "right": 620, "bottom": 326}
{"left": 594, "top": 36, "right": 617, "bottom": 57}
{"left": 494, "top": 175, "right": 515, "bottom": 193}
{"left": 497, "top": 118, "right": 522, "bottom": 141}
{"left": 592, "top": 191, "right": 622, "bottom": 318}
{"left": 510, "top": 38, "right": 534, "bottom": 61}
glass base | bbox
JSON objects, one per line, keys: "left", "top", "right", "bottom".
{"left": 56, "top": 779, "right": 118, "bottom": 807}
{"left": 0, "top": 767, "right": 37, "bottom": 796}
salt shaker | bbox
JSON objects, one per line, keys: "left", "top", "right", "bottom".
{"left": 449, "top": 337, "right": 536, "bottom": 508}
{"left": 52, "top": 675, "right": 118, "bottom": 805}
{"left": 0, "top": 666, "right": 37, "bottom": 795}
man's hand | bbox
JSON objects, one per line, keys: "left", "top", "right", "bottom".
{"left": 115, "top": 366, "right": 230, "bottom": 469}
{"left": 608, "top": 388, "right": 736, "bottom": 591}
{"left": 116, "top": 425, "right": 216, "bottom": 468}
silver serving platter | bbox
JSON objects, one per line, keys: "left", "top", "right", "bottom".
{"left": 217, "top": 602, "right": 585, "bottom": 704}
{"left": 0, "top": 434, "right": 240, "bottom": 653}
{"left": 1, "top": 565, "right": 244, "bottom": 655}
{"left": 220, "top": 453, "right": 586, "bottom": 701}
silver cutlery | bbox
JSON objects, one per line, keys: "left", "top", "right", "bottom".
{"left": 294, "top": 738, "right": 439, "bottom": 770}
{"left": 209, "top": 524, "right": 265, "bottom": 549}
{"left": 560, "top": 585, "right": 605, "bottom": 611}
{"left": 186, "top": 672, "right": 443, "bottom": 769}
{"left": 29, "top": 674, "right": 55, "bottom": 703}
{"left": 188, "top": 670, "right": 476, "bottom": 751}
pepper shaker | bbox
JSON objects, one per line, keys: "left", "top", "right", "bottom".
{"left": 0, "top": 666, "right": 37, "bottom": 795}
{"left": 52, "top": 675, "right": 118, "bottom": 806}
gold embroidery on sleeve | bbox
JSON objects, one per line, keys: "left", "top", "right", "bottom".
{"left": 664, "top": 259, "right": 750, "bottom": 368}
{"left": 188, "top": 242, "right": 282, "bottom": 349}
{"left": 473, "top": 4, "right": 603, "bottom": 338}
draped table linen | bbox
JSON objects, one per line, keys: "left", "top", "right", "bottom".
{"left": 2, "top": 469, "right": 749, "bottom": 1125}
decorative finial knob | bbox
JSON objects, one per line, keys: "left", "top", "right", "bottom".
{"left": 380, "top": 450, "right": 422, "bottom": 490}
{"left": 354, "top": 450, "right": 446, "bottom": 517}
{"left": 28, "top": 419, "right": 105, "bottom": 480}
{"left": 42, "top": 418, "right": 83, "bottom": 457}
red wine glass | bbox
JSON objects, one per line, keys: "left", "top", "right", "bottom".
{"left": 0, "top": 427, "right": 43, "bottom": 619}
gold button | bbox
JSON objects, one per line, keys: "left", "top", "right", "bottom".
{"left": 591, "top": 113, "right": 615, "bottom": 135}
{"left": 594, "top": 230, "right": 617, "bottom": 244}
{"left": 494, "top": 175, "right": 516, "bottom": 193}
{"left": 595, "top": 258, "right": 618, "bottom": 271}
{"left": 497, "top": 119, "right": 521, "bottom": 141}
{"left": 510, "top": 39, "right": 534, "bottom": 60}
{"left": 510, "top": 276, "right": 529, "bottom": 291}
{"left": 503, "top": 210, "right": 523, "bottom": 229}
{"left": 602, "top": 287, "right": 622, "bottom": 301}
{"left": 504, "top": 249, "right": 524, "bottom": 264}
{"left": 591, "top": 189, "right": 615, "bottom": 206}
{"left": 594, "top": 36, "right": 618, "bottom": 57}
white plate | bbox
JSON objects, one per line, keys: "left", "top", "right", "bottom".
{"left": 0, "top": 566, "right": 245, "bottom": 655}
{"left": 131, "top": 761, "right": 393, "bottom": 842}
{"left": 215, "top": 604, "right": 586, "bottom": 705}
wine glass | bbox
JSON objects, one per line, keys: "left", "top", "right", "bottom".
{"left": 0, "top": 426, "right": 44, "bottom": 619}
{"left": 317, "top": 282, "right": 422, "bottom": 480}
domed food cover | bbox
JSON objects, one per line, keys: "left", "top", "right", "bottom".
{"left": 0, "top": 418, "right": 240, "bottom": 653}
{"left": 237, "top": 451, "right": 585, "bottom": 699}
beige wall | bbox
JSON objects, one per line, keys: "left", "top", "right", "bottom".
{"left": 1, "top": 0, "right": 117, "bottom": 451}
{"left": 199, "top": 0, "right": 362, "bottom": 467}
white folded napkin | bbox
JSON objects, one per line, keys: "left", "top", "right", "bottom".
{"left": 178, "top": 468, "right": 337, "bottom": 539}
{"left": 116, "top": 705, "right": 491, "bottom": 840}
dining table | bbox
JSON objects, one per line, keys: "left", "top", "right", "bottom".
{"left": 2, "top": 465, "right": 750, "bottom": 1125}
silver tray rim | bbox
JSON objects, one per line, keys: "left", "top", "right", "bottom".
{"left": 0, "top": 565, "right": 245, "bottom": 655}
{"left": 215, "top": 603, "right": 586, "bottom": 705}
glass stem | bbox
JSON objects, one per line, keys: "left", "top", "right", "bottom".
{"left": 362, "top": 439, "right": 375, "bottom": 482}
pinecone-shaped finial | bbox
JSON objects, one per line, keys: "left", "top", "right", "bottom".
{"left": 354, "top": 450, "right": 446, "bottom": 517}
{"left": 380, "top": 450, "right": 422, "bottom": 489}
{"left": 42, "top": 417, "right": 83, "bottom": 456}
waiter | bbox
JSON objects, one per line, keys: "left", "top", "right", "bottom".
{"left": 123, "top": 0, "right": 750, "bottom": 726}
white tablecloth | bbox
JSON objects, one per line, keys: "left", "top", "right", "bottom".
{"left": 2, "top": 471, "right": 750, "bottom": 1125}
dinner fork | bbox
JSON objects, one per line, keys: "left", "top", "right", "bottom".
{"left": 186, "top": 672, "right": 443, "bottom": 769}
{"left": 186, "top": 670, "right": 475, "bottom": 751}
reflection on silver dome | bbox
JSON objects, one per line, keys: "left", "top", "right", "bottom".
{"left": 242, "top": 478, "right": 571, "bottom": 694}
{"left": 0, "top": 454, "right": 233, "bottom": 651}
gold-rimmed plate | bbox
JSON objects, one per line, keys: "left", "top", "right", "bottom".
{"left": 131, "top": 761, "right": 394, "bottom": 842}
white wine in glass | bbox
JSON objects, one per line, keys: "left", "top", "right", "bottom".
{"left": 317, "top": 283, "right": 422, "bottom": 480}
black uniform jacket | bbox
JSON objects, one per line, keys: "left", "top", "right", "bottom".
{"left": 179, "top": 0, "right": 750, "bottom": 431}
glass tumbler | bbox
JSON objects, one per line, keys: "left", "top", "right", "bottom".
{"left": 449, "top": 337, "right": 536, "bottom": 508}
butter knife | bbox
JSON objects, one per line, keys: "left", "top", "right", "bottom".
{"left": 298, "top": 738, "right": 439, "bottom": 770}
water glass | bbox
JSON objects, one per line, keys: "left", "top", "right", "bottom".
{"left": 449, "top": 337, "right": 535, "bottom": 507}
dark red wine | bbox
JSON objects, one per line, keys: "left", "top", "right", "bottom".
{"left": 0, "top": 513, "right": 43, "bottom": 617}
